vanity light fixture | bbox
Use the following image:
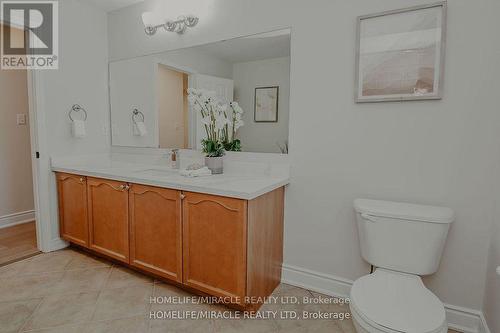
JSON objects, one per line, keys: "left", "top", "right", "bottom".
{"left": 142, "top": 12, "right": 199, "bottom": 36}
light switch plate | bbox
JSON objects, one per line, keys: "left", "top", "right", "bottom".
{"left": 17, "top": 114, "right": 27, "bottom": 125}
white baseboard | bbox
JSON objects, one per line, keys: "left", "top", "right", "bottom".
{"left": 0, "top": 210, "right": 35, "bottom": 229}
{"left": 282, "top": 263, "right": 486, "bottom": 333}
{"left": 282, "top": 263, "right": 352, "bottom": 299}
{"left": 47, "top": 237, "right": 69, "bottom": 252}
{"left": 478, "top": 312, "right": 491, "bottom": 333}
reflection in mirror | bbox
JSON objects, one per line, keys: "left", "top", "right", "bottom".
{"left": 109, "top": 29, "right": 290, "bottom": 153}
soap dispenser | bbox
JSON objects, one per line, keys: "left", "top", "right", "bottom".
{"left": 171, "top": 149, "right": 180, "bottom": 169}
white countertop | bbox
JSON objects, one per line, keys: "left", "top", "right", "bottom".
{"left": 51, "top": 154, "right": 290, "bottom": 200}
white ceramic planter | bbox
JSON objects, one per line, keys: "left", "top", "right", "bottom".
{"left": 205, "top": 156, "right": 223, "bottom": 174}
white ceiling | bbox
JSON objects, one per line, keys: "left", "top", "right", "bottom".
{"left": 193, "top": 30, "right": 291, "bottom": 64}
{"left": 80, "top": 0, "right": 144, "bottom": 12}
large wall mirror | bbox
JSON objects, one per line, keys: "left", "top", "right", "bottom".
{"left": 109, "top": 29, "right": 290, "bottom": 154}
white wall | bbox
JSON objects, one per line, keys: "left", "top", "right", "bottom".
{"left": 233, "top": 57, "right": 290, "bottom": 153}
{"left": 39, "top": 0, "right": 109, "bottom": 243}
{"left": 107, "top": 0, "right": 500, "bottom": 313}
{"left": 483, "top": 218, "right": 500, "bottom": 333}
{"left": 483, "top": 159, "right": 500, "bottom": 332}
{"left": 0, "top": 50, "right": 34, "bottom": 222}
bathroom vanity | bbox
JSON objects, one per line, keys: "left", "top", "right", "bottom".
{"left": 52, "top": 154, "right": 289, "bottom": 311}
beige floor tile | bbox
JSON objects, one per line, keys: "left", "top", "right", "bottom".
{"left": 0, "top": 271, "right": 64, "bottom": 302}
{"left": 150, "top": 283, "right": 226, "bottom": 315}
{"left": 22, "top": 324, "right": 83, "bottom": 333}
{"left": 0, "top": 298, "right": 42, "bottom": 333}
{"left": 50, "top": 267, "right": 110, "bottom": 295}
{"left": 23, "top": 292, "right": 99, "bottom": 330}
{"left": 308, "top": 291, "right": 356, "bottom": 333}
{"left": 81, "top": 316, "right": 149, "bottom": 333}
{"left": 103, "top": 266, "right": 153, "bottom": 290}
{"left": 265, "top": 285, "right": 339, "bottom": 333}
{"left": 92, "top": 284, "right": 153, "bottom": 322}
{"left": 277, "top": 319, "right": 343, "bottom": 333}
{"left": 272, "top": 283, "right": 297, "bottom": 296}
{"left": 214, "top": 318, "right": 279, "bottom": 333}
{"left": 153, "top": 282, "right": 193, "bottom": 298}
{"left": 18, "top": 251, "right": 75, "bottom": 276}
{"left": 64, "top": 251, "right": 111, "bottom": 270}
{"left": 0, "top": 257, "right": 33, "bottom": 279}
{"left": 150, "top": 318, "right": 215, "bottom": 333}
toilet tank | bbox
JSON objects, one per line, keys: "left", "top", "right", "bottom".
{"left": 354, "top": 199, "right": 454, "bottom": 275}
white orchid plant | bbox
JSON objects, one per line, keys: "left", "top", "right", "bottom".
{"left": 187, "top": 88, "right": 244, "bottom": 156}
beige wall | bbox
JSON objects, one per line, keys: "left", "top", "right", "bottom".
{"left": 233, "top": 57, "right": 290, "bottom": 153}
{"left": 108, "top": 0, "right": 500, "bottom": 312}
{"left": 157, "top": 64, "right": 187, "bottom": 148}
{"left": 0, "top": 25, "right": 34, "bottom": 220}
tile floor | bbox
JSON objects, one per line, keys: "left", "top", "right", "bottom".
{"left": 0, "top": 248, "right": 460, "bottom": 333}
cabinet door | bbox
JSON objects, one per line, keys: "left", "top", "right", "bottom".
{"left": 129, "top": 184, "right": 182, "bottom": 282}
{"left": 56, "top": 173, "right": 89, "bottom": 247}
{"left": 182, "top": 192, "right": 247, "bottom": 302}
{"left": 87, "top": 177, "right": 129, "bottom": 263}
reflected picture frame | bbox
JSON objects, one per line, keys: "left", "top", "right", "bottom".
{"left": 254, "top": 86, "right": 279, "bottom": 122}
{"left": 355, "top": 2, "right": 447, "bottom": 103}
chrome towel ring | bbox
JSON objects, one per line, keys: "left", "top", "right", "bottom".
{"left": 69, "top": 104, "right": 88, "bottom": 122}
{"left": 132, "top": 108, "right": 145, "bottom": 124}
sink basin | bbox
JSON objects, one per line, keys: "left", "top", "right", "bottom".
{"left": 133, "top": 168, "right": 178, "bottom": 177}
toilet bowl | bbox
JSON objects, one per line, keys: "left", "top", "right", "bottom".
{"left": 350, "top": 269, "right": 447, "bottom": 333}
{"left": 352, "top": 199, "right": 454, "bottom": 333}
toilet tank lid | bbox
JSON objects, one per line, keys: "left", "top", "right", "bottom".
{"left": 354, "top": 199, "right": 454, "bottom": 224}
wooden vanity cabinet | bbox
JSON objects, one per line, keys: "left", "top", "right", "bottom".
{"left": 129, "top": 184, "right": 182, "bottom": 282}
{"left": 86, "top": 177, "right": 130, "bottom": 263}
{"left": 182, "top": 188, "right": 285, "bottom": 308}
{"left": 56, "top": 173, "right": 89, "bottom": 247}
{"left": 182, "top": 192, "right": 248, "bottom": 302}
{"left": 55, "top": 171, "right": 285, "bottom": 310}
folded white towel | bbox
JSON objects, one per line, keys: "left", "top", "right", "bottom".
{"left": 72, "top": 120, "right": 86, "bottom": 138}
{"left": 134, "top": 121, "right": 148, "bottom": 136}
{"left": 180, "top": 166, "right": 212, "bottom": 177}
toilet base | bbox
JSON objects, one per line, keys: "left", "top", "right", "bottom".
{"left": 350, "top": 301, "right": 448, "bottom": 333}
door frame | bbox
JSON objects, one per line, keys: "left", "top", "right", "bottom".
{"left": 1, "top": 21, "right": 52, "bottom": 252}
{"left": 156, "top": 60, "right": 198, "bottom": 148}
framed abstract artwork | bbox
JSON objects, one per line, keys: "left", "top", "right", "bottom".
{"left": 254, "top": 86, "right": 279, "bottom": 122}
{"left": 355, "top": 2, "right": 447, "bottom": 102}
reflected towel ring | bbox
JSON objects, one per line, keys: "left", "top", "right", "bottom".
{"left": 132, "top": 108, "right": 145, "bottom": 124}
{"left": 69, "top": 104, "right": 88, "bottom": 122}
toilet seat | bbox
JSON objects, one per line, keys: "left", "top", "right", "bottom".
{"left": 350, "top": 268, "right": 447, "bottom": 333}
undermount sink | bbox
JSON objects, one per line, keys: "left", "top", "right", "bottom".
{"left": 133, "top": 168, "right": 178, "bottom": 177}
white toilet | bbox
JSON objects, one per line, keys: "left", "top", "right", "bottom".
{"left": 350, "top": 199, "right": 454, "bottom": 333}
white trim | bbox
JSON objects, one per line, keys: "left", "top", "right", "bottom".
{"left": 27, "top": 66, "right": 52, "bottom": 253}
{"left": 282, "top": 263, "right": 351, "bottom": 299}
{"left": 282, "top": 263, "right": 486, "bottom": 333}
{"left": 0, "top": 23, "right": 45, "bottom": 253}
{"left": 478, "top": 312, "right": 491, "bottom": 333}
{"left": 0, "top": 211, "right": 35, "bottom": 229}
{"left": 445, "top": 303, "right": 483, "bottom": 333}
{"left": 48, "top": 237, "right": 68, "bottom": 252}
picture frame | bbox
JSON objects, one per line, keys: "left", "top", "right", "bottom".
{"left": 355, "top": 2, "right": 447, "bottom": 103}
{"left": 254, "top": 86, "right": 279, "bottom": 122}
